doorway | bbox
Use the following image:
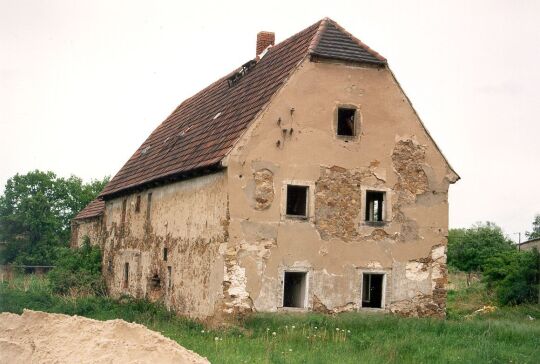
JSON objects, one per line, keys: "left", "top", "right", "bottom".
{"left": 362, "top": 273, "right": 384, "bottom": 308}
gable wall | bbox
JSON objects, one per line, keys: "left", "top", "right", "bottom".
{"left": 224, "top": 58, "right": 456, "bottom": 317}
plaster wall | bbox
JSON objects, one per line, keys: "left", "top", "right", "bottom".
{"left": 102, "top": 171, "right": 228, "bottom": 319}
{"left": 71, "top": 217, "right": 103, "bottom": 248}
{"left": 224, "top": 58, "right": 457, "bottom": 317}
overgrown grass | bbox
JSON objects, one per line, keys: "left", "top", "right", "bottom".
{"left": 1, "top": 273, "right": 539, "bottom": 363}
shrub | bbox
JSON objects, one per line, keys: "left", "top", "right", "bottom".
{"left": 48, "top": 238, "right": 105, "bottom": 296}
{"left": 483, "top": 248, "right": 539, "bottom": 305}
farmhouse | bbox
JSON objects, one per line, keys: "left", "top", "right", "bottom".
{"left": 71, "top": 18, "right": 459, "bottom": 319}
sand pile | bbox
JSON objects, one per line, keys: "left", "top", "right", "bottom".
{"left": 0, "top": 309, "right": 210, "bottom": 364}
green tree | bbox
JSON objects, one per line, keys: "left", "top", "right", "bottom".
{"left": 448, "top": 222, "right": 515, "bottom": 284}
{"left": 48, "top": 238, "right": 106, "bottom": 296}
{"left": 483, "top": 248, "right": 539, "bottom": 305}
{"left": 525, "top": 214, "right": 540, "bottom": 240}
{"left": 0, "top": 170, "right": 109, "bottom": 265}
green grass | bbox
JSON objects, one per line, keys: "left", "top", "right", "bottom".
{"left": 1, "top": 274, "right": 539, "bottom": 363}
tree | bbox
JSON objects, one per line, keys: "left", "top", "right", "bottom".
{"left": 0, "top": 170, "right": 109, "bottom": 265}
{"left": 447, "top": 222, "right": 515, "bottom": 285}
{"left": 525, "top": 214, "right": 540, "bottom": 240}
{"left": 483, "top": 248, "right": 539, "bottom": 305}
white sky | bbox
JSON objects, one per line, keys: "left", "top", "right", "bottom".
{"left": 1, "top": 0, "right": 539, "bottom": 241}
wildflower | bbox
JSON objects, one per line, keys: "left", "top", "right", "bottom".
{"left": 289, "top": 349, "right": 292, "bottom": 352}
{"left": 292, "top": 325, "right": 295, "bottom": 329}
{"left": 336, "top": 328, "right": 340, "bottom": 331}
{"left": 201, "top": 330, "right": 205, "bottom": 333}
{"left": 272, "top": 332, "right": 276, "bottom": 336}
{"left": 220, "top": 337, "right": 223, "bottom": 341}
{"left": 347, "top": 330, "right": 351, "bottom": 333}
{"left": 214, "top": 337, "right": 219, "bottom": 341}
{"left": 314, "top": 326, "right": 318, "bottom": 330}
{"left": 266, "top": 328, "right": 270, "bottom": 331}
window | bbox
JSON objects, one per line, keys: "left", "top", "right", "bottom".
{"left": 283, "top": 272, "right": 307, "bottom": 308}
{"left": 337, "top": 107, "right": 356, "bottom": 137}
{"left": 135, "top": 195, "right": 141, "bottom": 213}
{"left": 146, "top": 193, "right": 153, "bottom": 222}
{"left": 365, "top": 191, "right": 385, "bottom": 222}
{"left": 362, "top": 273, "right": 384, "bottom": 308}
{"left": 163, "top": 248, "right": 168, "bottom": 261}
{"left": 286, "top": 185, "right": 308, "bottom": 217}
{"left": 167, "top": 266, "right": 172, "bottom": 289}
{"left": 123, "top": 262, "right": 129, "bottom": 288}
{"left": 121, "top": 199, "right": 127, "bottom": 234}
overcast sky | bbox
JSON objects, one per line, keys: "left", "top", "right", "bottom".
{"left": 1, "top": 0, "right": 539, "bottom": 241}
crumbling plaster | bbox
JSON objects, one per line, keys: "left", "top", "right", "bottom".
{"left": 224, "top": 57, "right": 456, "bottom": 317}
{"left": 102, "top": 172, "right": 228, "bottom": 319}
{"left": 71, "top": 217, "right": 103, "bottom": 248}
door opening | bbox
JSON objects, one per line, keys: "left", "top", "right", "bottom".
{"left": 283, "top": 272, "right": 307, "bottom": 308}
{"left": 362, "top": 273, "right": 384, "bottom": 308}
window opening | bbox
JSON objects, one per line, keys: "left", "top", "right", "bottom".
{"left": 123, "top": 262, "right": 129, "bottom": 288}
{"left": 337, "top": 108, "right": 356, "bottom": 136}
{"left": 167, "top": 266, "right": 172, "bottom": 289}
{"left": 163, "top": 248, "right": 168, "bottom": 261}
{"left": 135, "top": 195, "right": 141, "bottom": 213}
{"left": 365, "top": 191, "right": 385, "bottom": 222}
{"left": 362, "top": 273, "right": 384, "bottom": 308}
{"left": 146, "top": 193, "right": 152, "bottom": 222}
{"left": 283, "top": 272, "right": 307, "bottom": 308}
{"left": 286, "top": 185, "right": 308, "bottom": 217}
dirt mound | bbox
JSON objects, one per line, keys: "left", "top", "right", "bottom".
{"left": 0, "top": 309, "right": 210, "bottom": 364}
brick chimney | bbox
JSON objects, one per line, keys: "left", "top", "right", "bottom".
{"left": 256, "top": 31, "right": 275, "bottom": 56}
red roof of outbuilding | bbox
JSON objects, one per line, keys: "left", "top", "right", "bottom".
{"left": 99, "top": 18, "right": 385, "bottom": 198}
{"left": 74, "top": 198, "right": 104, "bottom": 220}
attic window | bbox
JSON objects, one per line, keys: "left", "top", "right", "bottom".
{"left": 286, "top": 185, "right": 309, "bottom": 218}
{"left": 365, "top": 191, "right": 385, "bottom": 222}
{"left": 337, "top": 107, "right": 357, "bottom": 137}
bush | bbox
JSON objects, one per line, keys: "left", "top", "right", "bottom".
{"left": 483, "top": 248, "right": 539, "bottom": 305}
{"left": 448, "top": 223, "right": 514, "bottom": 277}
{"left": 48, "top": 238, "right": 105, "bottom": 296}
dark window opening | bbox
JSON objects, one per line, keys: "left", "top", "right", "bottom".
{"left": 135, "top": 195, "right": 141, "bottom": 213}
{"left": 123, "top": 262, "right": 129, "bottom": 288}
{"left": 167, "top": 266, "right": 172, "bottom": 289}
{"left": 337, "top": 108, "right": 356, "bottom": 137}
{"left": 362, "top": 273, "right": 384, "bottom": 308}
{"left": 107, "top": 259, "right": 113, "bottom": 273}
{"left": 365, "top": 191, "right": 385, "bottom": 222}
{"left": 283, "top": 272, "right": 307, "bottom": 308}
{"left": 163, "top": 248, "right": 168, "bottom": 261}
{"left": 146, "top": 193, "right": 153, "bottom": 222}
{"left": 121, "top": 199, "right": 127, "bottom": 234}
{"left": 286, "top": 185, "right": 308, "bottom": 217}
{"left": 150, "top": 273, "right": 161, "bottom": 289}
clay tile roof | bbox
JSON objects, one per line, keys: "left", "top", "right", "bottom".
{"left": 74, "top": 198, "right": 105, "bottom": 220}
{"left": 99, "top": 18, "right": 385, "bottom": 199}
